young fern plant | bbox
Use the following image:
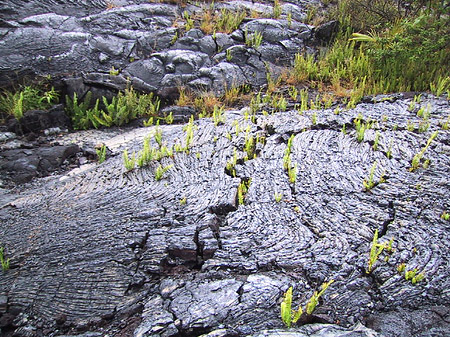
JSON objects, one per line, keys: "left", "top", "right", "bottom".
{"left": 123, "top": 150, "right": 136, "bottom": 171}
{"left": 410, "top": 131, "right": 438, "bottom": 172}
{"left": 96, "top": 144, "right": 107, "bottom": 164}
{"left": 367, "top": 229, "right": 394, "bottom": 274}
{"left": 0, "top": 246, "right": 10, "bottom": 272}
{"left": 281, "top": 280, "right": 334, "bottom": 328}
{"left": 154, "top": 164, "right": 173, "bottom": 181}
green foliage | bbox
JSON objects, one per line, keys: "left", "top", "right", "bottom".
{"left": 363, "top": 161, "right": 381, "bottom": 191}
{"left": 237, "top": 179, "right": 251, "bottom": 205}
{"left": 123, "top": 150, "right": 136, "bottom": 171}
{"left": 154, "top": 164, "right": 173, "bottom": 181}
{"left": 66, "top": 88, "right": 161, "bottom": 130}
{"left": 216, "top": 9, "right": 246, "bottom": 33}
{"left": 441, "top": 211, "right": 450, "bottom": 221}
{"left": 183, "top": 11, "right": 194, "bottom": 31}
{"left": 274, "top": 192, "right": 283, "bottom": 203}
{"left": 410, "top": 131, "right": 438, "bottom": 172}
{"left": 96, "top": 144, "right": 107, "bottom": 164}
{"left": 0, "top": 85, "right": 59, "bottom": 120}
{"left": 0, "top": 246, "right": 10, "bottom": 272}
{"left": 288, "top": 2, "right": 449, "bottom": 101}
{"left": 245, "top": 30, "right": 263, "bottom": 48}
{"left": 213, "top": 105, "right": 225, "bottom": 126}
{"left": 305, "top": 280, "right": 334, "bottom": 315}
{"left": 183, "top": 115, "right": 196, "bottom": 151}
{"left": 373, "top": 131, "right": 380, "bottom": 150}
{"left": 109, "top": 66, "right": 120, "bottom": 76}
{"left": 272, "top": 0, "right": 282, "bottom": 19}
{"left": 226, "top": 148, "right": 238, "bottom": 177}
{"left": 281, "top": 281, "right": 334, "bottom": 328}
{"left": 367, "top": 229, "right": 394, "bottom": 274}
{"left": 280, "top": 287, "right": 302, "bottom": 329}
{"left": 65, "top": 92, "right": 102, "bottom": 130}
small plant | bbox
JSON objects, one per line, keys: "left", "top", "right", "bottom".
{"left": 354, "top": 114, "right": 370, "bottom": 143}
{"left": 246, "top": 30, "right": 263, "bottom": 48}
{"left": 123, "top": 150, "right": 136, "bottom": 171}
{"left": 410, "top": 131, "right": 438, "bottom": 172}
{"left": 275, "top": 192, "right": 283, "bottom": 203}
{"left": 183, "top": 115, "right": 196, "bottom": 151}
{"left": 373, "top": 131, "right": 380, "bottom": 150}
{"left": 154, "top": 127, "right": 163, "bottom": 148}
{"left": 299, "top": 89, "right": 309, "bottom": 112}
{"left": 441, "top": 211, "right": 450, "bottom": 221}
{"left": 237, "top": 179, "right": 251, "bottom": 205}
{"left": 363, "top": 161, "right": 378, "bottom": 191}
{"left": 155, "top": 164, "right": 173, "bottom": 181}
{"left": 397, "top": 263, "right": 406, "bottom": 273}
{"left": 430, "top": 76, "right": 450, "bottom": 97}
{"left": 281, "top": 280, "right": 334, "bottom": 328}
{"left": 226, "top": 48, "right": 233, "bottom": 62}
{"left": 280, "top": 287, "right": 303, "bottom": 329}
{"left": 96, "top": 144, "right": 107, "bottom": 164}
{"left": 271, "top": 94, "right": 287, "bottom": 112}
{"left": 311, "top": 111, "right": 317, "bottom": 125}
{"left": 183, "top": 11, "right": 194, "bottom": 31}
{"left": 180, "top": 197, "right": 187, "bottom": 205}
{"left": 109, "top": 66, "right": 120, "bottom": 76}
{"left": 272, "top": 0, "right": 282, "bottom": 19}
{"left": 288, "top": 86, "right": 298, "bottom": 101}
{"left": 225, "top": 149, "right": 238, "bottom": 177}
{"left": 305, "top": 280, "right": 334, "bottom": 315}
{"left": 0, "top": 246, "right": 10, "bottom": 272}
{"left": 213, "top": 105, "right": 225, "bottom": 126}
{"left": 288, "top": 164, "right": 297, "bottom": 183}
{"left": 417, "top": 120, "right": 430, "bottom": 133}
{"left": 171, "top": 31, "right": 178, "bottom": 45}
{"left": 366, "top": 229, "right": 394, "bottom": 274}
{"left": 1, "top": 85, "right": 59, "bottom": 120}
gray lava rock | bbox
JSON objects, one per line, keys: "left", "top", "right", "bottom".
{"left": 0, "top": 143, "right": 80, "bottom": 183}
{"left": 7, "top": 105, "right": 71, "bottom": 135}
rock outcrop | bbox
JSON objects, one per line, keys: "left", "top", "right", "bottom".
{"left": 1, "top": 94, "right": 449, "bottom": 336}
{"left": 0, "top": 1, "right": 449, "bottom": 337}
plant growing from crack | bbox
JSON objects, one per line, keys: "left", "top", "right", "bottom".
{"left": 155, "top": 164, "right": 173, "bottom": 181}
{"left": 363, "top": 161, "right": 385, "bottom": 191}
{"left": 123, "top": 150, "right": 136, "bottom": 171}
{"left": 226, "top": 148, "right": 238, "bottom": 177}
{"left": 354, "top": 114, "right": 372, "bottom": 143}
{"left": 398, "top": 264, "right": 426, "bottom": 285}
{"left": 245, "top": 30, "right": 263, "bottom": 48}
{"left": 96, "top": 144, "right": 107, "bottom": 164}
{"left": 367, "top": 229, "right": 394, "bottom": 274}
{"left": 237, "top": 179, "right": 251, "bottom": 205}
{"left": 274, "top": 192, "right": 283, "bottom": 203}
{"left": 281, "top": 280, "right": 334, "bottom": 328}
{"left": 213, "top": 105, "right": 225, "bottom": 126}
{"left": 311, "top": 111, "right": 317, "bottom": 125}
{"left": 373, "top": 131, "right": 380, "bottom": 150}
{"left": 441, "top": 211, "right": 450, "bottom": 220}
{"left": 410, "top": 131, "right": 438, "bottom": 172}
{"left": 0, "top": 246, "right": 10, "bottom": 272}
{"left": 244, "top": 127, "right": 256, "bottom": 160}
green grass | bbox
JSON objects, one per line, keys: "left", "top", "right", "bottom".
{"left": 286, "top": 4, "right": 449, "bottom": 105}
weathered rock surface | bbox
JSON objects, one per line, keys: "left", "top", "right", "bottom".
{"left": 0, "top": 0, "right": 316, "bottom": 99}
{"left": 0, "top": 94, "right": 449, "bottom": 336}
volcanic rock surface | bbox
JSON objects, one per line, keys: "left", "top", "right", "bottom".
{"left": 0, "top": 1, "right": 449, "bottom": 337}
{"left": 1, "top": 94, "right": 449, "bottom": 336}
